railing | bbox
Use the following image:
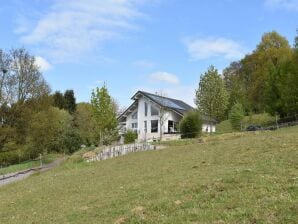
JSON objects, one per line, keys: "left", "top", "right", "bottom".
{"left": 86, "top": 142, "right": 156, "bottom": 162}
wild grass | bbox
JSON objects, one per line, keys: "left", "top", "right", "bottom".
{"left": 0, "top": 126, "right": 297, "bottom": 223}
{"left": 0, "top": 153, "right": 61, "bottom": 175}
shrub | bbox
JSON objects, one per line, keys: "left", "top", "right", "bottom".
{"left": 62, "top": 129, "right": 82, "bottom": 154}
{"left": 124, "top": 130, "right": 138, "bottom": 144}
{"left": 230, "top": 103, "right": 245, "bottom": 130}
{"left": 179, "top": 111, "right": 202, "bottom": 138}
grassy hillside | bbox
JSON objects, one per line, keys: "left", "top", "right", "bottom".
{"left": 0, "top": 154, "right": 62, "bottom": 175}
{"left": 217, "top": 113, "right": 276, "bottom": 134}
{"left": 0, "top": 127, "right": 297, "bottom": 223}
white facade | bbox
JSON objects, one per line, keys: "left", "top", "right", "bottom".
{"left": 125, "top": 95, "right": 181, "bottom": 142}
{"left": 202, "top": 124, "right": 216, "bottom": 133}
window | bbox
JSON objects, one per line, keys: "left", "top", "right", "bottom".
{"left": 151, "top": 105, "right": 159, "bottom": 116}
{"left": 151, "top": 120, "right": 158, "bottom": 133}
{"left": 145, "top": 102, "right": 148, "bottom": 116}
{"left": 131, "top": 111, "right": 137, "bottom": 119}
{"left": 131, "top": 123, "right": 138, "bottom": 129}
{"left": 168, "top": 120, "right": 178, "bottom": 133}
{"left": 144, "top": 121, "right": 147, "bottom": 133}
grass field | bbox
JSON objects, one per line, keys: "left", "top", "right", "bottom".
{"left": 0, "top": 127, "right": 297, "bottom": 223}
{"left": 0, "top": 154, "right": 62, "bottom": 175}
{"left": 217, "top": 113, "right": 277, "bottom": 134}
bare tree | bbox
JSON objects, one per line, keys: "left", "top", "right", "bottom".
{"left": 10, "top": 48, "right": 50, "bottom": 103}
{"left": 156, "top": 90, "right": 169, "bottom": 141}
{"left": 0, "top": 49, "right": 11, "bottom": 105}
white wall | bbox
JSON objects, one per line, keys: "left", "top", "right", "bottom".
{"left": 202, "top": 123, "right": 216, "bottom": 133}
{"left": 126, "top": 95, "right": 182, "bottom": 142}
{"left": 125, "top": 108, "right": 138, "bottom": 132}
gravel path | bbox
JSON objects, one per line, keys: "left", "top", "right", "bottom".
{"left": 0, "top": 157, "right": 65, "bottom": 187}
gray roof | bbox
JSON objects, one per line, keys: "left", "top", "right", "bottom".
{"left": 132, "top": 91, "right": 194, "bottom": 116}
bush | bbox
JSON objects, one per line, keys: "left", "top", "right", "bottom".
{"left": 243, "top": 113, "right": 276, "bottom": 127}
{"left": 230, "top": 103, "right": 244, "bottom": 130}
{"left": 124, "top": 130, "right": 138, "bottom": 144}
{"left": 62, "top": 129, "right": 82, "bottom": 154}
{"left": 179, "top": 111, "right": 202, "bottom": 139}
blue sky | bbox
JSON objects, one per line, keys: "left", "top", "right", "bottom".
{"left": 0, "top": 0, "right": 297, "bottom": 107}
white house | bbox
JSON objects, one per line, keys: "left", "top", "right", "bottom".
{"left": 118, "top": 91, "right": 216, "bottom": 142}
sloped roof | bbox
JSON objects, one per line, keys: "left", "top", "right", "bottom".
{"left": 132, "top": 91, "right": 194, "bottom": 116}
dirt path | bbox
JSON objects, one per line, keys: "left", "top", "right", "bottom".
{"left": 0, "top": 157, "right": 65, "bottom": 187}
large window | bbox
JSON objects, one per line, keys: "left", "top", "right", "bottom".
{"left": 131, "top": 111, "right": 137, "bottom": 119}
{"left": 151, "top": 120, "right": 158, "bottom": 133}
{"left": 145, "top": 102, "right": 148, "bottom": 116}
{"left": 151, "top": 105, "right": 159, "bottom": 116}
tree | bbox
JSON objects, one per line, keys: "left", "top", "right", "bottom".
{"left": 52, "top": 91, "right": 65, "bottom": 109}
{"left": 64, "top": 90, "right": 76, "bottom": 114}
{"left": 74, "top": 103, "right": 97, "bottom": 146}
{"left": 195, "top": 65, "right": 229, "bottom": 125}
{"left": 179, "top": 110, "right": 202, "bottom": 138}
{"left": 0, "top": 49, "right": 11, "bottom": 105}
{"left": 229, "top": 103, "right": 245, "bottom": 130}
{"left": 10, "top": 48, "right": 50, "bottom": 104}
{"left": 155, "top": 90, "right": 169, "bottom": 140}
{"left": 91, "top": 85, "right": 118, "bottom": 145}
{"left": 223, "top": 61, "right": 247, "bottom": 115}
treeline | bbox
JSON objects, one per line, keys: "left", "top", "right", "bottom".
{"left": 195, "top": 31, "right": 298, "bottom": 130}
{"left": 223, "top": 31, "right": 298, "bottom": 118}
{"left": 0, "top": 48, "right": 118, "bottom": 166}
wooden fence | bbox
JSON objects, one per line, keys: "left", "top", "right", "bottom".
{"left": 86, "top": 142, "right": 156, "bottom": 162}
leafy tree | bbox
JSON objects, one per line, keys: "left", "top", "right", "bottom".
{"left": 179, "top": 110, "right": 202, "bottom": 138}
{"left": 223, "top": 61, "right": 247, "bottom": 114}
{"left": 195, "top": 65, "right": 229, "bottom": 123}
{"left": 229, "top": 103, "right": 245, "bottom": 130}
{"left": 64, "top": 90, "right": 76, "bottom": 114}
{"left": 91, "top": 85, "right": 118, "bottom": 145}
{"left": 74, "top": 103, "right": 97, "bottom": 146}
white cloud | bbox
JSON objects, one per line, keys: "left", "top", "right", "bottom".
{"left": 35, "top": 56, "right": 52, "bottom": 71}
{"left": 184, "top": 37, "right": 245, "bottom": 60}
{"left": 148, "top": 71, "right": 180, "bottom": 84}
{"left": 17, "top": 0, "right": 145, "bottom": 62}
{"left": 132, "top": 59, "right": 155, "bottom": 69}
{"left": 264, "top": 0, "right": 298, "bottom": 11}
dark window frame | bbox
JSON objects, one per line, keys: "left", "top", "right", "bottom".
{"left": 151, "top": 120, "right": 158, "bottom": 133}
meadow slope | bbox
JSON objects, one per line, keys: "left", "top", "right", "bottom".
{"left": 0, "top": 127, "right": 297, "bottom": 223}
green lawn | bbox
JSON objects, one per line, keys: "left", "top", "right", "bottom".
{"left": 0, "top": 127, "right": 297, "bottom": 223}
{"left": 0, "top": 154, "right": 62, "bottom": 175}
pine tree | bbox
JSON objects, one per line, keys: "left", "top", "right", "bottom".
{"left": 64, "top": 90, "right": 76, "bottom": 114}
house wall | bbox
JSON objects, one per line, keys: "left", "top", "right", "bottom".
{"left": 202, "top": 123, "right": 216, "bottom": 133}
{"left": 125, "top": 108, "right": 138, "bottom": 132}
{"left": 126, "top": 95, "right": 182, "bottom": 142}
